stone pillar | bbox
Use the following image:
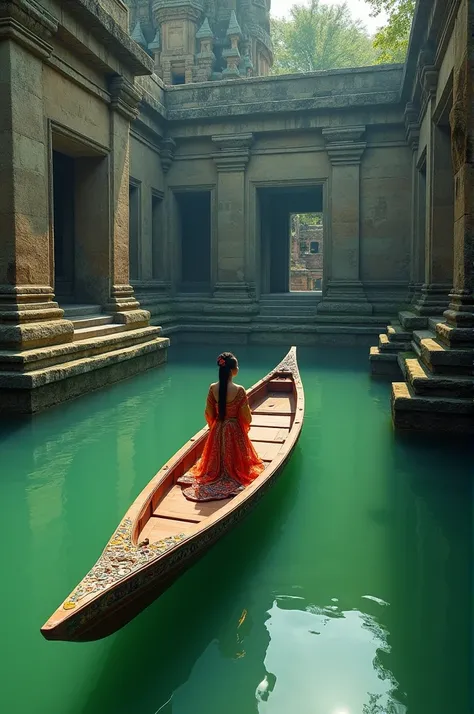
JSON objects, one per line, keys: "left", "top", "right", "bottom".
{"left": 106, "top": 77, "right": 149, "bottom": 328}
{"left": 413, "top": 66, "right": 453, "bottom": 316}
{"left": 405, "top": 103, "right": 424, "bottom": 303}
{"left": 319, "top": 126, "right": 371, "bottom": 314}
{"left": 0, "top": 0, "right": 74, "bottom": 351}
{"left": 443, "top": 2, "right": 474, "bottom": 333}
{"left": 211, "top": 133, "right": 256, "bottom": 311}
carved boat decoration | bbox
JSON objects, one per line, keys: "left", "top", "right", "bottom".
{"left": 41, "top": 347, "right": 304, "bottom": 642}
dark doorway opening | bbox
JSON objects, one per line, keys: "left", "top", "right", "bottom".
{"left": 53, "top": 151, "right": 75, "bottom": 300}
{"left": 176, "top": 191, "right": 211, "bottom": 292}
{"left": 258, "top": 185, "right": 323, "bottom": 294}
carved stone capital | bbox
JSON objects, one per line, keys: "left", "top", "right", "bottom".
{"left": 159, "top": 137, "right": 176, "bottom": 173}
{"left": 211, "top": 133, "right": 253, "bottom": 172}
{"left": 109, "top": 76, "right": 142, "bottom": 121}
{"left": 0, "top": 0, "right": 58, "bottom": 59}
{"left": 322, "top": 126, "right": 366, "bottom": 165}
{"left": 420, "top": 64, "right": 439, "bottom": 106}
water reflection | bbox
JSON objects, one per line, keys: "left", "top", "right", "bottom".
{"left": 258, "top": 596, "right": 405, "bottom": 714}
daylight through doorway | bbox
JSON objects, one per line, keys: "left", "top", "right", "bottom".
{"left": 290, "top": 213, "right": 323, "bottom": 292}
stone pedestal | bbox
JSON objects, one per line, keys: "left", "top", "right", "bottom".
{"left": 318, "top": 127, "right": 372, "bottom": 315}
{"left": 211, "top": 133, "right": 256, "bottom": 316}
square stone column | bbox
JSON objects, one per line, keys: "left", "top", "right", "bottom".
{"left": 413, "top": 67, "right": 453, "bottom": 316}
{"left": 106, "top": 77, "right": 150, "bottom": 328}
{"left": 443, "top": 4, "right": 474, "bottom": 332}
{"left": 318, "top": 126, "right": 371, "bottom": 314}
{"left": 0, "top": 1, "right": 74, "bottom": 350}
{"left": 211, "top": 133, "right": 257, "bottom": 314}
{"left": 405, "top": 103, "right": 424, "bottom": 303}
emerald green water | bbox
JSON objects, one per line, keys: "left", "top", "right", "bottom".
{"left": 0, "top": 346, "right": 471, "bottom": 714}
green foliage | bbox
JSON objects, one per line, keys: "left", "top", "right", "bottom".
{"left": 271, "top": 0, "right": 377, "bottom": 75}
{"left": 365, "top": 0, "right": 416, "bottom": 63}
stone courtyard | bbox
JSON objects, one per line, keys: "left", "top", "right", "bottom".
{"left": 0, "top": 0, "right": 472, "bottom": 431}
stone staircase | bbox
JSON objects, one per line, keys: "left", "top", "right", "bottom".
{"left": 0, "top": 303, "right": 169, "bottom": 413}
{"left": 369, "top": 310, "right": 429, "bottom": 377}
{"left": 390, "top": 317, "right": 474, "bottom": 433}
{"left": 255, "top": 294, "right": 320, "bottom": 323}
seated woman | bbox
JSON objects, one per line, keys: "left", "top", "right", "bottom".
{"left": 178, "top": 352, "right": 265, "bottom": 502}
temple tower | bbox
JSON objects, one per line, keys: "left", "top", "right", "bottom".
{"left": 124, "top": 0, "right": 273, "bottom": 83}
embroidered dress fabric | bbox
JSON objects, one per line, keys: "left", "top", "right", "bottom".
{"left": 178, "top": 386, "right": 265, "bottom": 502}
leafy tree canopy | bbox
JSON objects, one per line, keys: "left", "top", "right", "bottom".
{"left": 365, "top": 0, "right": 416, "bottom": 63}
{"left": 271, "top": 0, "right": 377, "bottom": 75}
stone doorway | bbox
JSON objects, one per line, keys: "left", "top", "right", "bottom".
{"left": 52, "top": 150, "right": 75, "bottom": 301}
{"left": 175, "top": 191, "right": 212, "bottom": 292}
{"left": 258, "top": 185, "right": 323, "bottom": 294}
{"left": 50, "top": 128, "right": 109, "bottom": 307}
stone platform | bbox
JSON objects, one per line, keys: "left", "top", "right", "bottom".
{"left": 370, "top": 312, "right": 474, "bottom": 433}
{"left": 0, "top": 304, "right": 169, "bottom": 415}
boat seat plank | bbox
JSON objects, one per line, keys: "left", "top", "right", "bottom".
{"left": 253, "top": 392, "right": 295, "bottom": 415}
{"left": 154, "top": 485, "right": 232, "bottom": 521}
{"left": 248, "top": 425, "right": 289, "bottom": 443}
{"left": 250, "top": 413, "right": 292, "bottom": 428}
{"left": 252, "top": 440, "right": 283, "bottom": 462}
{"left": 139, "top": 515, "right": 193, "bottom": 543}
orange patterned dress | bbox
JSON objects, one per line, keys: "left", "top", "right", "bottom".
{"left": 178, "top": 385, "right": 265, "bottom": 502}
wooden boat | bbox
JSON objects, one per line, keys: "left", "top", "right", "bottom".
{"left": 41, "top": 347, "right": 304, "bottom": 642}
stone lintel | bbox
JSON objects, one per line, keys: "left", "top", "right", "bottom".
{"left": 0, "top": 0, "right": 58, "bottom": 59}
{"left": 159, "top": 137, "right": 176, "bottom": 174}
{"left": 109, "top": 76, "right": 142, "bottom": 120}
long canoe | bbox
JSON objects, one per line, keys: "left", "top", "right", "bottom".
{"left": 41, "top": 347, "right": 304, "bottom": 642}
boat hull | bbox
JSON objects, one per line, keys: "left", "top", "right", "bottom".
{"left": 41, "top": 347, "right": 304, "bottom": 642}
{"left": 41, "top": 446, "right": 297, "bottom": 642}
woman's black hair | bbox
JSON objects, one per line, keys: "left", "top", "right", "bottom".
{"left": 216, "top": 352, "right": 238, "bottom": 420}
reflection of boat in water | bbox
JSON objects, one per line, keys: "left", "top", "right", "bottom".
{"left": 41, "top": 347, "right": 304, "bottom": 642}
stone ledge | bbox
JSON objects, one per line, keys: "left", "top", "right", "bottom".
{"left": 62, "top": 0, "right": 154, "bottom": 75}
{"left": 403, "top": 357, "right": 474, "bottom": 398}
{"left": 0, "top": 337, "right": 169, "bottom": 389}
{"left": 391, "top": 383, "right": 474, "bottom": 434}
{"left": 0, "top": 340, "right": 168, "bottom": 414}
{"left": 0, "top": 326, "right": 162, "bottom": 371}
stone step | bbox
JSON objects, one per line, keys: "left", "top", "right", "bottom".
{"left": 0, "top": 337, "right": 168, "bottom": 391}
{"left": 387, "top": 323, "right": 412, "bottom": 341}
{"left": 259, "top": 308, "right": 316, "bottom": 316}
{"left": 71, "top": 315, "right": 113, "bottom": 330}
{"left": 315, "top": 315, "right": 390, "bottom": 325}
{"left": 0, "top": 326, "right": 163, "bottom": 373}
{"left": 369, "top": 346, "right": 402, "bottom": 378}
{"left": 254, "top": 315, "right": 313, "bottom": 324}
{"left": 398, "top": 310, "right": 428, "bottom": 330}
{"left": 379, "top": 333, "right": 412, "bottom": 352}
{"left": 391, "top": 381, "right": 474, "bottom": 433}
{"left": 73, "top": 324, "right": 128, "bottom": 341}
{"left": 435, "top": 321, "right": 474, "bottom": 347}
{"left": 402, "top": 356, "right": 474, "bottom": 398}
{"left": 62, "top": 304, "right": 103, "bottom": 318}
{"left": 413, "top": 330, "right": 474, "bottom": 373}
